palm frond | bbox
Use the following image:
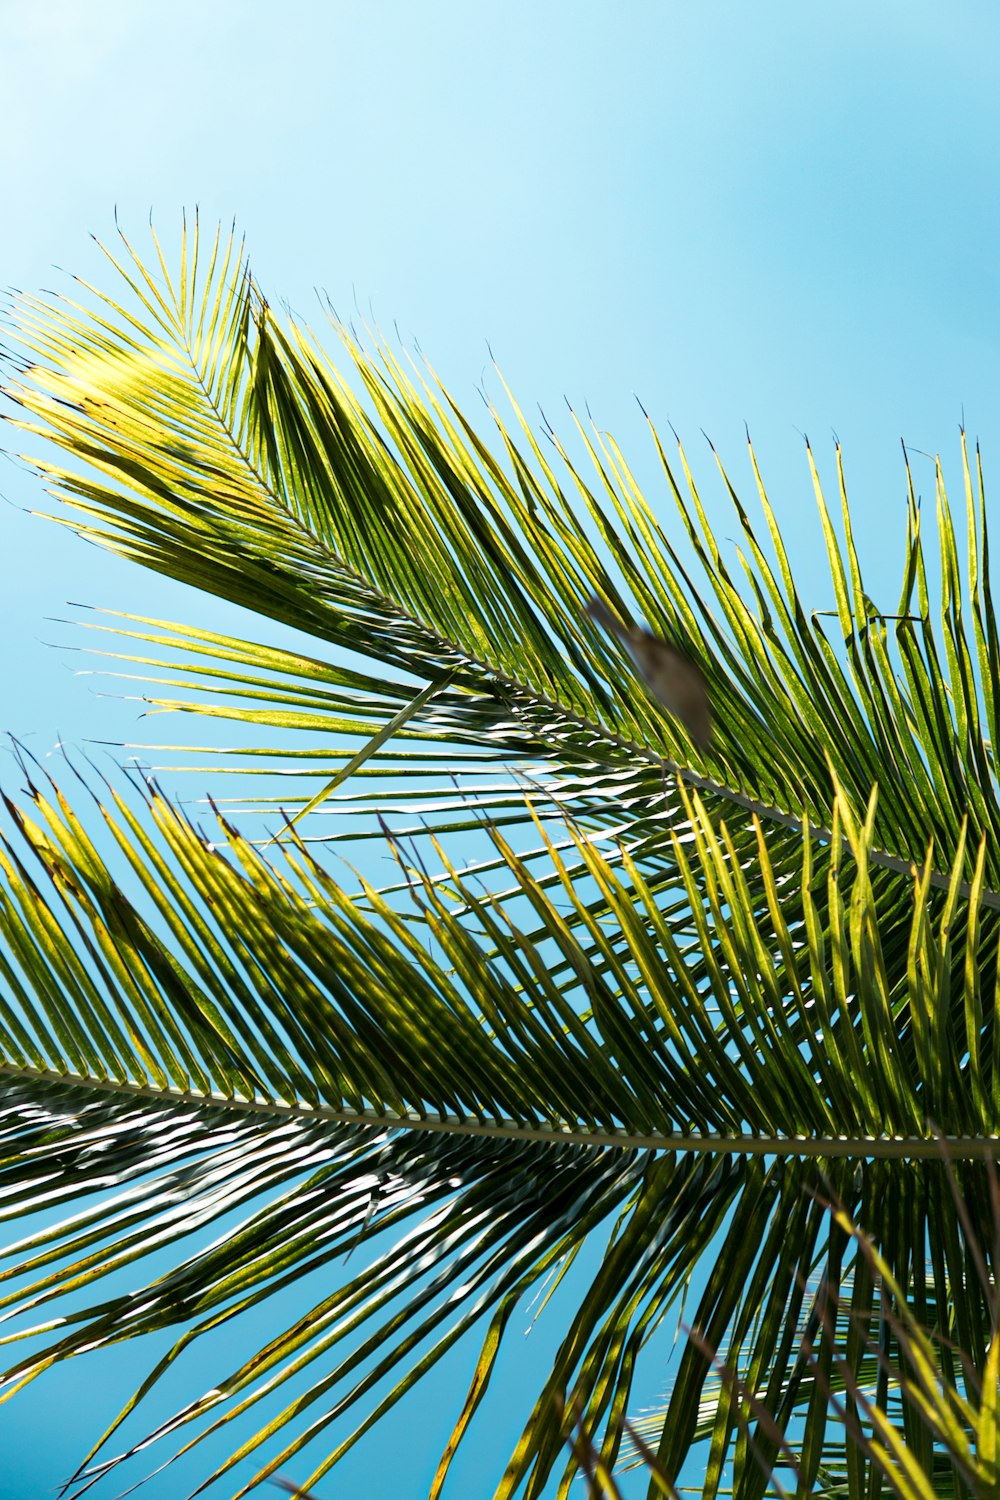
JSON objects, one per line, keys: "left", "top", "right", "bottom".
{"left": 1, "top": 221, "right": 999, "bottom": 1497}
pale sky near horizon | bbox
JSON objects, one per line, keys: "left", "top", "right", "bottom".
{"left": 4, "top": 3, "right": 1000, "bottom": 1495}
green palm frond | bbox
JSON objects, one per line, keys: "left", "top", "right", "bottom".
{"left": 622, "top": 1161, "right": 1000, "bottom": 1500}
{"left": 0, "top": 219, "right": 998, "bottom": 1497}
{"left": 10, "top": 217, "right": 999, "bottom": 866}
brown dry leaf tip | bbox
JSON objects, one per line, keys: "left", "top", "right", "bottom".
{"left": 585, "top": 596, "right": 712, "bottom": 750}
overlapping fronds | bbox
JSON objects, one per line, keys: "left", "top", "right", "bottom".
{"left": 621, "top": 1163, "right": 1000, "bottom": 1500}
{"left": 0, "top": 220, "right": 997, "bottom": 1497}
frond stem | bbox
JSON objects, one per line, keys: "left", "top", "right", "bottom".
{"left": 7, "top": 1064, "right": 998, "bottom": 1161}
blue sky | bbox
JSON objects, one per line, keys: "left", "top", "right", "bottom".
{"left": 4, "top": 2, "right": 1000, "bottom": 1495}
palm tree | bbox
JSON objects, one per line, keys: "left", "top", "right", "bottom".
{"left": 0, "top": 220, "right": 997, "bottom": 1499}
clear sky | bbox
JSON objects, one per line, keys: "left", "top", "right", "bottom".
{"left": 4, "top": 2, "right": 1000, "bottom": 1495}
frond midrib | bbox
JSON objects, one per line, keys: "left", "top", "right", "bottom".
{"left": 6, "top": 1064, "right": 998, "bottom": 1161}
